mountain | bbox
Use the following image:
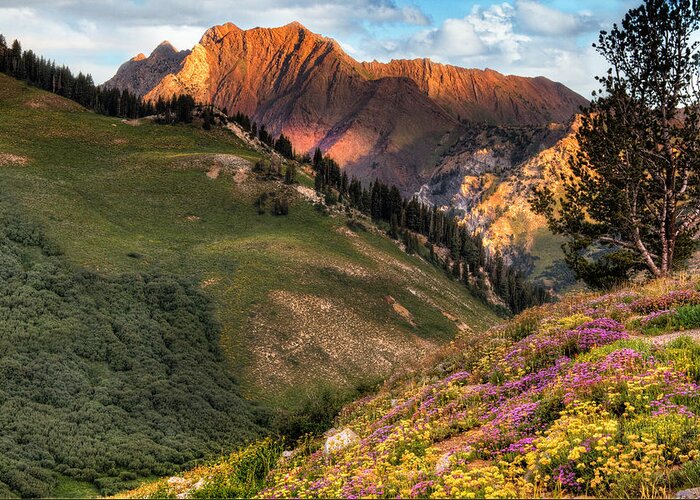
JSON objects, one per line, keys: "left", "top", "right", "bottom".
{"left": 416, "top": 120, "right": 581, "bottom": 289}
{"left": 360, "top": 59, "right": 586, "bottom": 125}
{"left": 0, "top": 73, "right": 498, "bottom": 496}
{"left": 106, "top": 22, "right": 587, "bottom": 194}
{"left": 103, "top": 40, "right": 189, "bottom": 96}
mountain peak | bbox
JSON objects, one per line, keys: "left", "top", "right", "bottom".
{"left": 150, "top": 40, "right": 177, "bottom": 56}
{"left": 282, "top": 20, "right": 308, "bottom": 31}
{"left": 103, "top": 39, "right": 189, "bottom": 95}
{"left": 200, "top": 22, "right": 242, "bottom": 44}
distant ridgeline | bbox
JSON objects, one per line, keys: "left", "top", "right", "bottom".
{"left": 0, "top": 35, "right": 195, "bottom": 121}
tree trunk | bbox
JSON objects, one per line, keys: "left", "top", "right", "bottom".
{"left": 634, "top": 228, "right": 662, "bottom": 277}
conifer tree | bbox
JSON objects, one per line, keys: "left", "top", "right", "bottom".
{"left": 284, "top": 164, "right": 296, "bottom": 184}
{"left": 389, "top": 213, "right": 399, "bottom": 240}
{"left": 312, "top": 148, "right": 323, "bottom": 170}
{"left": 532, "top": 0, "right": 700, "bottom": 285}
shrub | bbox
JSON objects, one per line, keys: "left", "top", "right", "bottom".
{"left": 502, "top": 309, "right": 544, "bottom": 341}
{"left": 631, "top": 290, "right": 700, "bottom": 314}
{"left": 324, "top": 190, "right": 338, "bottom": 206}
{"left": 675, "top": 305, "right": 700, "bottom": 330}
{"left": 0, "top": 202, "right": 269, "bottom": 497}
{"left": 191, "top": 439, "right": 283, "bottom": 499}
{"left": 254, "top": 193, "right": 268, "bottom": 214}
{"left": 272, "top": 197, "right": 289, "bottom": 216}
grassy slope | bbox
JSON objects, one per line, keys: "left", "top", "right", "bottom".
{"left": 127, "top": 275, "right": 700, "bottom": 499}
{"left": 0, "top": 74, "right": 497, "bottom": 406}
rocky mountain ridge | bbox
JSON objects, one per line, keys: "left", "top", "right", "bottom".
{"left": 105, "top": 22, "right": 587, "bottom": 194}
{"left": 103, "top": 40, "right": 190, "bottom": 96}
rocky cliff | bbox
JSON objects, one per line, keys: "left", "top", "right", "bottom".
{"left": 360, "top": 58, "right": 587, "bottom": 125}
{"left": 106, "top": 22, "right": 587, "bottom": 194}
{"left": 103, "top": 40, "right": 189, "bottom": 96}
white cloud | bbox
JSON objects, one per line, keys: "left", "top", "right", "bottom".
{"left": 467, "top": 3, "right": 529, "bottom": 63}
{"left": 413, "top": 18, "right": 486, "bottom": 59}
{"left": 515, "top": 0, "right": 598, "bottom": 36}
{"left": 365, "top": 3, "right": 530, "bottom": 68}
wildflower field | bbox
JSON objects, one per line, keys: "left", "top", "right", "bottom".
{"left": 124, "top": 276, "right": 700, "bottom": 499}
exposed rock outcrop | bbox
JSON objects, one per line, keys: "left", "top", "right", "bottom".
{"left": 323, "top": 428, "right": 360, "bottom": 454}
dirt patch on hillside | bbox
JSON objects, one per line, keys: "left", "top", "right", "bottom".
{"left": 247, "top": 290, "right": 437, "bottom": 391}
{"left": 0, "top": 154, "right": 29, "bottom": 167}
{"left": 201, "top": 277, "right": 221, "bottom": 288}
{"left": 385, "top": 295, "right": 416, "bottom": 327}
{"left": 206, "top": 165, "right": 221, "bottom": 179}
{"left": 171, "top": 154, "right": 252, "bottom": 185}
{"left": 638, "top": 329, "right": 700, "bottom": 346}
{"left": 121, "top": 119, "right": 141, "bottom": 127}
{"left": 325, "top": 263, "right": 371, "bottom": 279}
{"left": 336, "top": 226, "right": 359, "bottom": 238}
{"left": 25, "top": 93, "right": 82, "bottom": 111}
{"left": 432, "top": 429, "right": 478, "bottom": 454}
{"left": 295, "top": 185, "right": 322, "bottom": 203}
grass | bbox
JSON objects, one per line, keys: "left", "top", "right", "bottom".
{"left": 0, "top": 74, "right": 498, "bottom": 408}
{"left": 53, "top": 476, "right": 100, "bottom": 499}
{"left": 120, "top": 275, "right": 700, "bottom": 499}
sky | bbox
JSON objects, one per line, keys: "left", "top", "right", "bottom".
{"left": 0, "top": 0, "right": 640, "bottom": 96}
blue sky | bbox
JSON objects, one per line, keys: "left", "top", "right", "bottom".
{"left": 0, "top": 0, "right": 639, "bottom": 95}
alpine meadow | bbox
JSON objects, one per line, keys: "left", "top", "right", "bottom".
{"left": 0, "top": 0, "right": 699, "bottom": 498}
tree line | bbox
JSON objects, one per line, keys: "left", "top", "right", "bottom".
{"left": 0, "top": 35, "right": 201, "bottom": 123}
{"left": 230, "top": 112, "right": 296, "bottom": 159}
{"left": 311, "top": 148, "right": 549, "bottom": 314}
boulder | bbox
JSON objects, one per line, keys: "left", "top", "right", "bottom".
{"left": 323, "top": 428, "right": 360, "bottom": 454}
{"left": 676, "top": 488, "right": 700, "bottom": 499}
{"left": 435, "top": 453, "right": 452, "bottom": 475}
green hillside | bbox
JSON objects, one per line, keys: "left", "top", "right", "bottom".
{"left": 0, "top": 74, "right": 498, "bottom": 496}
{"left": 125, "top": 275, "right": 700, "bottom": 499}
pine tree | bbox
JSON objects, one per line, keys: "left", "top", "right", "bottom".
{"left": 531, "top": 0, "right": 700, "bottom": 285}
{"left": 274, "top": 134, "right": 294, "bottom": 159}
{"left": 284, "top": 164, "right": 296, "bottom": 184}
{"left": 10, "top": 39, "right": 22, "bottom": 78}
{"left": 389, "top": 213, "right": 399, "bottom": 240}
{"left": 312, "top": 148, "right": 323, "bottom": 170}
{"left": 451, "top": 258, "right": 461, "bottom": 280}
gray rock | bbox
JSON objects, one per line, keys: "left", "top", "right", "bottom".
{"left": 435, "top": 453, "right": 452, "bottom": 475}
{"left": 323, "top": 428, "right": 360, "bottom": 454}
{"left": 676, "top": 488, "right": 700, "bottom": 499}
